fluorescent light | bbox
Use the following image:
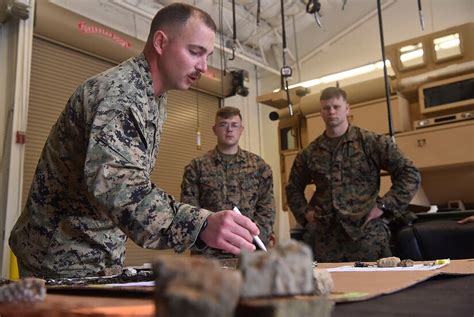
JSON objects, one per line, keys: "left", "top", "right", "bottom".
{"left": 400, "top": 49, "right": 424, "bottom": 62}
{"left": 433, "top": 33, "right": 459, "bottom": 45}
{"left": 288, "top": 79, "right": 321, "bottom": 89}
{"left": 435, "top": 38, "right": 460, "bottom": 51}
{"left": 375, "top": 60, "right": 391, "bottom": 69}
{"left": 399, "top": 42, "right": 422, "bottom": 53}
{"left": 274, "top": 59, "right": 393, "bottom": 92}
{"left": 321, "top": 64, "right": 376, "bottom": 83}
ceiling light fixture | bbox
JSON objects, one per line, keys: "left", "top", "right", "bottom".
{"left": 274, "top": 59, "right": 392, "bottom": 92}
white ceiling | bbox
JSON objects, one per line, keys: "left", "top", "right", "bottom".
{"left": 49, "top": 0, "right": 402, "bottom": 75}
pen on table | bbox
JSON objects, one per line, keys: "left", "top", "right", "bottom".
{"left": 232, "top": 207, "right": 267, "bottom": 252}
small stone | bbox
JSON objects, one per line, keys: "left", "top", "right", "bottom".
{"left": 153, "top": 256, "right": 241, "bottom": 317}
{"left": 377, "top": 256, "right": 401, "bottom": 267}
{"left": 398, "top": 259, "right": 414, "bottom": 267}
{"left": 0, "top": 278, "right": 46, "bottom": 303}
{"left": 239, "top": 239, "right": 314, "bottom": 298}
{"left": 313, "top": 269, "right": 334, "bottom": 296}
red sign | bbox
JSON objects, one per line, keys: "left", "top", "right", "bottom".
{"left": 78, "top": 21, "right": 131, "bottom": 49}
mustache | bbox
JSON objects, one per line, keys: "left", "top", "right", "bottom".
{"left": 190, "top": 72, "right": 202, "bottom": 80}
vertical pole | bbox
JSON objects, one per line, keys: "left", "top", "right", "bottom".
{"left": 376, "top": 0, "right": 395, "bottom": 141}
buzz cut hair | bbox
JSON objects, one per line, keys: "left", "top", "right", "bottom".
{"left": 320, "top": 87, "right": 347, "bottom": 101}
{"left": 148, "top": 3, "right": 217, "bottom": 41}
{"left": 215, "top": 106, "right": 242, "bottom": 121}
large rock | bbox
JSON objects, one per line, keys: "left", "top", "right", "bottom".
{"left": 239, "top": 239, "right": 314, "bottom": 298}
{"left": 153, "top": 256, "right": 241, "bottom": 317}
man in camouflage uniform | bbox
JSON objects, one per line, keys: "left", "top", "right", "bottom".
{"left": 286, "top": 87, "right": 421, "bottom": 262}
{"left": 180, "top": 106, "right": 276, "bottom": 259}
{"left": 9, "top": 3, "right": 260, "bottom": 279}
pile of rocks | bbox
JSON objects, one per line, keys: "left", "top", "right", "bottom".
{"left": 153, "top": 239, "right": 334, "bottom": 317}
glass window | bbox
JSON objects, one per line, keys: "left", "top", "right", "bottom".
{"left": 399, "top": 42, "right": 424, "bottom": 69}
{"left": 433, "top": 33, "right": 462, "bottom": 62}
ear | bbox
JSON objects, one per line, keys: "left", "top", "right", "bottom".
{"left": 152, "top": 30, "right": 168, "bottom": 55}
{"left": 212, "top": 125, "right": 217, "bottom": 135}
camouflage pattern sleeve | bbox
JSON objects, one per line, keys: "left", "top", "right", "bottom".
{"left": 251, "top": 161, "right": 276, "bottom": 244}
{"left": 85, "top": 105, "right": 211, "bottom": 253}
{"left": 369, "top": 133, "right": 421, "bottom": 219}
{"left": 180, "top": 160, "right": 201, "bottom": 208}
{"left": 285, "top": 149, "right": 312, "bottom": 226}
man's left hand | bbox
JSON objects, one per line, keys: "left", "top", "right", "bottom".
{"left": 362, "top": 206, "right": 384, "bottom": 228}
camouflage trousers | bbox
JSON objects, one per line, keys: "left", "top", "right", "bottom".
{"left": 304, "top": 217, "right": 392, "bottom": 262}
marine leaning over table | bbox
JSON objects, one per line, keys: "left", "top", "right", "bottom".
{"left": 9, "top": 2, "right": 260, "bottom": 279}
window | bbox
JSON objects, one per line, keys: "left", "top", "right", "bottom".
{"left": 399, "top": 42, "right": 424, "bottom": 70}
{"left": 433, "top": 33, "right": 462, "bottom": 62}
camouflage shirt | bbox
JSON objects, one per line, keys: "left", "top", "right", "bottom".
{"left": 9, "top": 54, "right": 211, "bottom": 278}
{"left": 180, "top": 147, "right": 275, "bottom": 258}
{"left": 286, "top": 125, "right": 421, "bottom": 240}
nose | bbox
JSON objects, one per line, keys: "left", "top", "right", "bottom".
{"left": 196, "top": 57, "right": 208, "bottom": 73}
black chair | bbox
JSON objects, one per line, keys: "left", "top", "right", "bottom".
{"left": 394, "top": 211, "right": 474, "bottom": 261}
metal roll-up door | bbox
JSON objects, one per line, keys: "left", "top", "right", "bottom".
{"left": 25, "top": 36, "right": 219, "bottom": 267}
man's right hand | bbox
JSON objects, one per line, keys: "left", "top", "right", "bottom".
{"left": 199, "top": 210, "right": 258, "bottom": 255}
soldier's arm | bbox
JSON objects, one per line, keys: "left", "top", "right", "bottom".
{"left": 251, "top": 162, "right": 276, "bottom": 244}
{"left": 85, "top": 107, "right": 211, "bottom": 252}
{"left": 180, "top": 161, "right": 201, "bottom": 207}
{"left": 285, "top": 151, "right": 312, "bottom": 226}
{"left": 374, "top": 134, "right": 421, "bottom": 216}
{"left": 200, "top": 211, "right": 258, "bottom": 255}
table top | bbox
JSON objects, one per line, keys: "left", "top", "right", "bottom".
{"left": 0, "top": 259, "right": 472, "bottom": 316}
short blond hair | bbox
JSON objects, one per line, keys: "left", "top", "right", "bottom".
{"left": 320, "top": 87, "right": 347, "bottom": 101}
{"left": 215, "top": 106, "right": 242, "bottom": 121}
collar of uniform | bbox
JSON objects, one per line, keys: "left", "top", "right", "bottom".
{"left": 212, "top": 146, "right": 246, "bottom": 164}
{"left": 134, "top": 53, "right": 156, "bottom": 100}
{"left": 318, "top": 124, "right": 358, "bottom": 150}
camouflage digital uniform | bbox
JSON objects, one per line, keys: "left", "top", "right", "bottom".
{"left": 180, "top": 147, "right": 275, "bottom": 259}
{"left": 286, "top": 125, "right": 421, "bottom": 262}
{"left": 9, "top": 54, "right": 212, "bottom": 278}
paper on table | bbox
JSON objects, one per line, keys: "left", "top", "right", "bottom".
{"left": 105, "top": 281, "right": 155, "bottom": 287}
{"left": 326, "top": 263, "right": 449, "bottom": 273}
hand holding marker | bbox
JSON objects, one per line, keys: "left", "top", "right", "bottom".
{"left": 232, "top": 207, "right": 267, "bottom": 252}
